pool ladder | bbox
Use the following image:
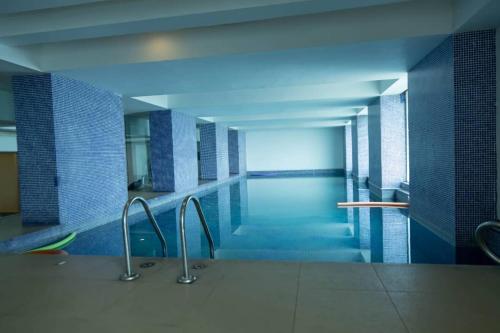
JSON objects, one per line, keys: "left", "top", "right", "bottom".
{"left": 119, "top": 195, "right": 215, "bottom": 284}
{"left": 177, "top": 195, "right": 215, "bottom": 284}
{"left": 119, "top": 196, "right": 168, "bottom": 281}
{"left": 475, "top": 221, "right": 500, "bottom": 264}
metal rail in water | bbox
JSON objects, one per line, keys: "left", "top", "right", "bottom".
{"left": 177, "top": 195, "right": 215, "bottom": 284}
{"left": 119, "top": 197, "right": 168, "bottom": 281}
{"left": 475, "top": 221, "right": 500, "bottom": 264}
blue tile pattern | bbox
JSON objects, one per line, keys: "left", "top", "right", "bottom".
{"left": 409, "top": 36, "right": 456, "bottom": 244}
{"left": 368, "top": 95, "right": 407, "bottom": 199}
{"left": 150, "top": 110, "right": 198, "bottom": 192}
{"left": 13, "top": 73, "right": 127, "bottom": 227}
{"left": 200, "top": 123, "right": 229, "bottom": 180}
{"left": 453, "top": 30, "right": 496, "bottom": 247}
{"left": 368, "top": 101, "right": 382, "bottom": 190}
{"left": 13, "top": 74, "right": 59, "bottom": 224}
{"left": 150, "top": 111, "right": 174, "bottom": 192}
{"left": 371, "top": 208, "right": 409, "bottom": 263}
{"left": 352, "top": 115, "right": 369, "bottom": 182}
{"left": 344, "top": 125, "right": 352, "bottom": 176}
{"left": 238, "top": 131, "right": 247, "bottom": 175}
{"left": 351, "top": 118, "right": 358, "bottom": 179}
{"left": 172, "top": 111, "right": 198, "bottom": 192}
{"left": 409, "top": 30, "right": 496, "bottom": 247}
{"left": 228, "top": 129, "right": 239, "bottom": 174}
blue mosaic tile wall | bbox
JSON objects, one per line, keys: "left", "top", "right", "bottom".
{"left": 453, "top": 30, "right": 496, "bottom": 247}
{"left": 344, "top": 125, "right": 352, "bottom": 176}
{"left": 409, "top": 36, "right": 456, "bottom": 244}
{"left": 370, "top": 208, "right": 409, "bottom": 263}
{"left": 150, "top": 110, "right": 174, "bottom": 192}
{"left": 368, "top": 101, "right": 382, "bottom": 190}
{"left": 353, "top": 185, "right": 370, "bottom": 250}
{"left": 150, "top": 110, "right": 198, "bottom": 192}
{"left": 228, "top": 129, "right": 239, "bottom": 174}
{"left": 238, "top": 131, "right": 247, "bottom": 175}
{"left": 13, "top": 74, "right": 59, "bottom": 224}
{"left": 368, "top": 95, "right": 407, "bottom": 199}
{"left": 13, "top": 73, "right": 128, "bottom": 227}
{"left": 351, "top": 118, "right": 358, "bottom": 178}
{"left": 352, "top": 115, "right": 369, "bottom": 182}
{"left": 409, "top": 30, "right": 496, "bottom": 247}
{"left": 200, "top": 123, "right": 229, "bottom": 180}
{"left": 172, "top": 111, "right": 198, "bottom": 192}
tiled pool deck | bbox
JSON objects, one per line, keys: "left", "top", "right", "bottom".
{"left": 0, "top": 255, "right": 499, "bottom": 332}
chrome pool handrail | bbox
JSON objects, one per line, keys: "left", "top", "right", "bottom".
{"left": 475, "top": 221, "right": 500, "bottom": 264}
{"left": 120, "top": 196, "right": 168, "bottom": 281}
{"left": 177, "top": 195, "right": 215, "bottom": 284}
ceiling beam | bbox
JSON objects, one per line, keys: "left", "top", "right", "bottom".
{"left": 0, "top": 0, "right": 409, "bottom": 45}
{"left": 23, "top": 0, "right": 453, "bottom": 71}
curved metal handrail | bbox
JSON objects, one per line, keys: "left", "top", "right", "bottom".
{"left": 120, "top": 197, "right": 168, "bottom": 281}
{"left": 177, "top": 195, "right": 215, "bottom": 284}
{"left": 475, "top": 221, "right": 500, "bottom": 264}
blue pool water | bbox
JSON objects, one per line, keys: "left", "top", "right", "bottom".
{"left": 66, "top": 176, "right": 464, "bottom": 264}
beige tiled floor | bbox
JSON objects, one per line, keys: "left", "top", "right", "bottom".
{"left": 0, "top": 255, "right": 499, "bottom": 333}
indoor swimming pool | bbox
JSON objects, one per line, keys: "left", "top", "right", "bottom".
{"left": 66, "top": 176, "right": 460, "bottom": 264}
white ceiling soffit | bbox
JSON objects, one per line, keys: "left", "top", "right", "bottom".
{"left": 0, "top": 0, "right": 410, "bottom": 45}
{"left": 18, "top": 0, "right": 453, "bottom": 72}
{"left": 0, "top": 1, "right": 108, "bottom": 14}
{"left": 132, "top": 80, "right": 382, "bottom": 110}
{"left": 3, "top": 0, "right": 499, "bottom": 130}
{"left": 60, "top": 35, "right": 446, "bottom": 97}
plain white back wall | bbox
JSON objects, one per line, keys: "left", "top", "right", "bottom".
{"left": 246, "top": 127, "right": 345, "bottom": 171}
{"left": 0, "top": 133, "right": 17, "bottom": 152}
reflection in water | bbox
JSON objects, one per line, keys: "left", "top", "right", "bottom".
{"left": 353, "top": 184, "right": 371, "bottom": 262}
{"left": 370, "top": 208, "right": 410, "bottom": 264}
{"left": 66, "top": 176, "right": 481, "bottom": 265}
{"left": 345, "top": 178, "right": 354, "bottom": 231}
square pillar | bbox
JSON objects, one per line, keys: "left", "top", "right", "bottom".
{"left": 13, "top": 73, "right": 127, "bottom": 226}
{"left": 368, "top": 95, "right": 407, "bottom": 199}
{"left": 200, "top": 123, "right": 229, "bottom": 180}
{"left": 409, "top": 30, "right": 496, "bottom": 249}
{"left": 228, "top": 129, "right": 239, "bottom": 174}
{"left": 228, "top": 129, "right": 247, "bottom": 175}
{"left": 352, "top": 115, "right": 369, "bottom": 184}
{"left": 149, "top": 110, "right": 197, "bottom": 192}
{"left": 238, "top": 131, "right": 247, "bottom": 175}
{"left": 344, "top": 125, "right": 353, "bottom": 177}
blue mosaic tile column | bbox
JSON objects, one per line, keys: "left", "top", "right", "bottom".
{"left": 228, "top": 129, "right": 239, "bottom": 174}
{"left": 238, "top": 131, "right": 247, "bottom": 175}
{"left": 409, "top": 30, "right": 496, "bottom": 249}
{"left": 228, "top": 129, "right": 247, "bottom": 175}
{"left": 217, "top": 186, "right": 232, "bottom": 246}
{"left": 352, "top": 115, "right": 369, "bottom": 184}
{"left": 353, "top": 185, "right": 370, "bottom": 253}
{"left": 351, "top": 118, "right": 358, "bottom": 180}
{"left": 199, "top": 123, "right": 229, "bottom": 180}
{"left": 370, "top": 208, "right": 409, "bottom": 263}
{"left": 149, "top": 110, "right": 197, "bottom": 192}
{"left": 368, "top": 95, "right": 407, "bottom": 199}
{"left": 344, "top": 125, "right": 353, "bottom": 177}
{"left": 13, "top": 73, "right": 127, "bottom": 226}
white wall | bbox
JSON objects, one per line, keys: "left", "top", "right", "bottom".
{"left": 0, "top": 133, "right": 17, "bottom": 152}
{"left": 0, "top": 87, "right": 15, "bottom": 122}
{"left": 245, "top": 127, "right": 345, "bottom": 171}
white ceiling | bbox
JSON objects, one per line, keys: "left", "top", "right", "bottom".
{"left": 0, "top": 0, "right": 498, "bottom": 130}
